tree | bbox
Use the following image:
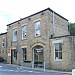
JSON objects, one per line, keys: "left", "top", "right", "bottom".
{"left": 69, "top": 23, "right": 75, "bottom": 35}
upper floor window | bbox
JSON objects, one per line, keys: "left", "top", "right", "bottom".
{"left": 13, "top": 29, "right": 17, "bottom": 41}
{"left": 22, "top": 26, "right": 27, "bottom": 39}
{"left": 54, "top": 43, "right": 62, "bottom": 61}
{"left": 35, "top": 21, "right": 40, "bottom": 37}
{"left": 2, "top": 37, "right": 5, "bottom": 47}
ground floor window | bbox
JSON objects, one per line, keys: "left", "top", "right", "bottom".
{"left": 54, "top": 43, "right": 62, "bottom": 60}
{"left": 22, "top": 48, "right": 27, "bottom": 62}
{"left": 13, "top": 49, "right": 17, "bottom": 60}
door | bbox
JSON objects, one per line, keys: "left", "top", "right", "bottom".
{"left": 11, "top": 50, "right": 13, "bottom": 64}
{"left": 33, "top": 45, "right": 44, "bottom": 68}
{"left": 11, "top": 49, "right": 17, "bottom": 64}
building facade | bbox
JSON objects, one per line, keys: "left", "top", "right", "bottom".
{"left": 0, "top": 33, "right": 7, "bottom": 61}
{"left": 0, "top": 8, "right": 75, "bottom": 71}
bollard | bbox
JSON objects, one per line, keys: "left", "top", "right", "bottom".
{"left": 32, "top": 61, "right": 34, "bottom": 70}
{"left": 44, "top": 61, "right": 45, "bottom": 72}
{"left": 72, "top": 69, "right": 75, "bottom": 75}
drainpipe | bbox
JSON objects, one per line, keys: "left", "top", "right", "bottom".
{"left": 72, "top": 36, "right": 74, "bottom": 69}
{"left": 52, "top": 11, "right": 55, "bottom": 37}
{"left": 32, "top": 49, "right": 34, "bottom": 69}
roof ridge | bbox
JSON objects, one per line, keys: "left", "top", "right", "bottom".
{"left": 7, "top": 8, "right": 68, "bottom": 26}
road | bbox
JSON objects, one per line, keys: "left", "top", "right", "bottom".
{"left": 0, "top": 63, "right": 69, "bottom": 75}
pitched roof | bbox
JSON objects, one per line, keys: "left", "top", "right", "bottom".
{"left": 7, "top": 8, "right": 68, "bottom": 26}
{"left": 0, "top": 32, "right": 7, "bottom": 36}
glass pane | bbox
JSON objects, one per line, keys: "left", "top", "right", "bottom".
{"left": 34, "top": 54, "right": 38, "bottom": 61}
{"left": 55, "top": 43, "right": 59, "bottom": 51}
{"left": 55, "top": 52, "right": 58, "bottom": 59}
{"left": 2, "top": 43, "right": 4, "bottom": 46}
{"left": 23, "top": 48, "right": 27, "bottom": 54}
{"left": 25, "top": 55, "right": 27, "bottom": 60}
{"left": 34, "top": 49, "right": 37, "bottom": 53}
{"left": 14, "top": 36, "right": 17, "bottom": 41}
{"left": 13, "top": 29, "right": 17, "bottom": 41}
{"left": 22, "top": 26, "right": 27, "bottom": 39}
{"left": 13, "top": 50, "right": 17, "bottom": 60}
{"left": 35, "top": 21, "right": 40, "bottom": 36}
{"left": 14, "top": 50, "right": 15, "bottom": 56}
{"left": 22, "top": 48, "right": 27, "bottom": 61}
{"left": 39, "top": 53, "right": 43, "bottom": 62}
{"left": 14, "top": 31, "right": 17, "bottom": 35}
{"left": 55, "top": 43, "right": 62, "bottom": 51}
{"left": 59, "top": 52, "right": 62, "bottom": 59}
{"left": 2, "top": 38, "right": 5, "bottom": 42}
{"left": 59, "top": 43, "right": 62, "bottom": 51}
{"left": 23, "top": 55, "right": 25, "bottom": 58}
{"left": 23, "top": 55, "right": 27, "bottom": 60}
{"left": 22, "top": 26, "right": 27, "bottom": 32}
{"left": 35, "top": 21, "right": 40, "bottom": 30}
{"left": 36, "top": 30, "right": 40, "bottom": 36}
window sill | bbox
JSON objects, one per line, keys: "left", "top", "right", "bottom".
{"left": 54, "top": 59, "right": 63, "bottom": 61}
{"left": 34, "top": 35, "right": 41, "bottom": 38}
{"left": 23, "top": 60, "right": 31, "bottom": 63}
{"left": 21, "top": 38, "right": 27, "bottom": 41}
{"left": 2, "top": 46, "right": 5, "bottom": 48}
{"left": 12, "top": 40, "right": 18, "bottom": 43}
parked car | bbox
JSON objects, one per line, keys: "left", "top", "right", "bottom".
{"left": 0, "top": 57, "right": 4, "bottom": 62}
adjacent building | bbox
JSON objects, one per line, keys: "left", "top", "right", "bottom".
{"left": 0, "top": 8, "right": 75, "bottom": 71}
{"left": 0, "top": 32, "right": 7, "bottom": 61}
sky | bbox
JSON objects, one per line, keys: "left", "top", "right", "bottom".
{"left": 0, "top": 0, "right": 75, "bottom": 33}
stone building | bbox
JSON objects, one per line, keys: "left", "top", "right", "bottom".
{"left": 0, "top": 8, "right": 75, "bottom": 71}
{"left": 0, "top": 32, "right": 7, "bottom": 61}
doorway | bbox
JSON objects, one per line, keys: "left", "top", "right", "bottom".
{"left": 33, "top": 45, "right": 44, "bottom": 68}
{"left": 11, "top": 49, "right": 17, "bottom": 64}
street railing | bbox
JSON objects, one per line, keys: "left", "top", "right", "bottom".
{"left": 32, "top": 61, "right": 45, "bottom": 72}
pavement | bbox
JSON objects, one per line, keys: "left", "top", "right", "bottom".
{"left": 8, "top": 64, "right": 72, "bottom": 75}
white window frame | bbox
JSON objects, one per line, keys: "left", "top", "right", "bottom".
{"left": 13, "top": 29, "right": 17, "bottom": 41}
{"left": 2, "top": 37, "right": 5, "bottom": 47}
{"left": 54, "top": 43, "right": 62, "bottom": 61}
{"left": 22, "top": 48, "right": 27, "bottom": 62}
{"left": 53, "top": 40, "right": 63, "bottom": 61}
{"left": 34, "top": 21, "right": 41, "bottom": 37}
{"left": 22, "top": 25, "right": 27, "bottom": 40}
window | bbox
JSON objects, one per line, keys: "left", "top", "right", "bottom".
{"left": 13, "top": 49, "right": 17, "bottom": 60}
{"left": 54, "top": 43, "right": 62, "bottom": 60}
{"left": 35, "top": 21, "right": 40, "bottom": 37}
{"left": 22, "top": 48, "right": 27, "bottom": 62}
{"left": 22, "top": 26, "right": 27, "bottom": 39}
{"left": 2, "top": 50, "right": 4, "bottom": 53}
{"left": 13, "top": 29, "right": 17, "bottom": 41}
{"left": 0, "top": 50, "right": 1, "bottom": 53}
{"left": 2, "top": 37, "right": 5, "bottom": 47}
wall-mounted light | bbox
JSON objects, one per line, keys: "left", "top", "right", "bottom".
{"left": 28, "top": 17, "right": 31, "bottom": 20}
{"left": 9, "top": 25, "right": 11, "bottom": 28}
{"left": 41, "top": 12, "right": 44, "bottom": 15}
{"left": 18, "top": 21, "right": 20, "bottom": 24}
{"left": 51, "top": 21, "right": 53, "bottom": 23}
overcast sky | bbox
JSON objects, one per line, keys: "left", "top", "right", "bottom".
{"left": 0, "top": 0, "right": 75, "bottom": 33}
